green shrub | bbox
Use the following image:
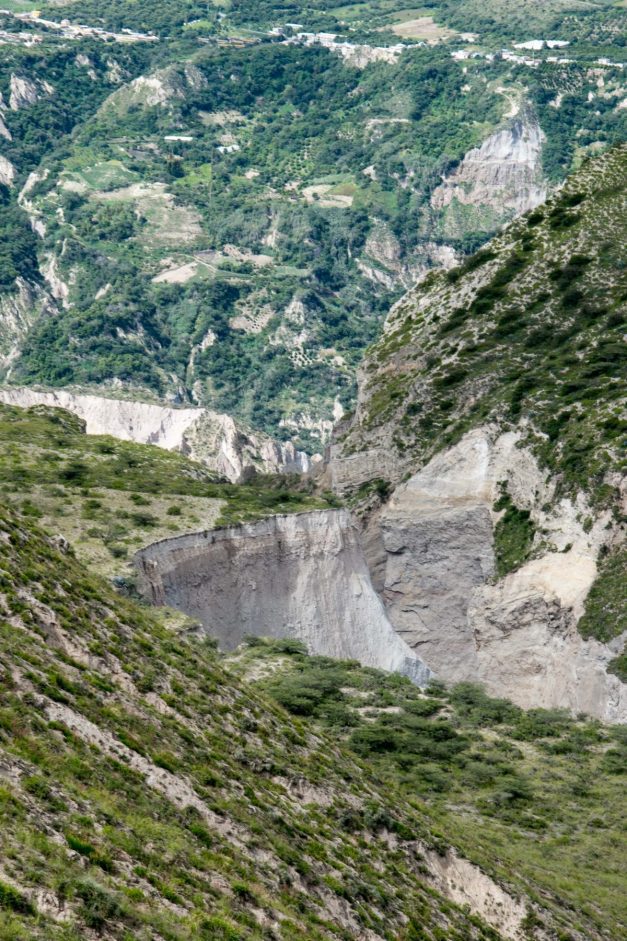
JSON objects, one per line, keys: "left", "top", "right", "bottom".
{"left": 199, "top": 915, "right": 241, "bottom": 939}
{"left": 75, "top": 880, "right": 124, "bottom": 930}
{"left": 129, "top": 512, "right": 158, "bottom": 528}
{"left": 59, "top": 461, "right": 89, "bottom": 484}
{"left": 0, "top": 882, "right": 34, "bottom": 916}
{"left": 493, "top": 486, "right": 536, "bottom": 578}
{"left": 578, "top": 546, "right": 627, "bottom": 644}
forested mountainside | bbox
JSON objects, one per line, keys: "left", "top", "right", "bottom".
{"left": 0, "top": 0, "right": 624, "bottom": 447}
{"left": 328, "top": 145, "right": 626, "bottom": 716}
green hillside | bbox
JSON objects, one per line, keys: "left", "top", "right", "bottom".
{"left": 0, "top": 476, "right": 625, "bottom": 939}
{"left": 0, "top": 401, "right": 330, "bottom": 579}
{"left": 343, "top": 144, "right": 626, "bottom": 502}
{"left": 0, "top": 501, "right": 513, "bottom": 941}
{"left": 236, "top": 639, "right": 627, "bottom": 941}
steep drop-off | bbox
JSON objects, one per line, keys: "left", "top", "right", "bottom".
{"left": 379, "top": 428, "right": 626, "bottom": 721}
{"left": 0, "top": 386, "right": 315, "bottom": 482}
{"left": 431, "top": 114, "right": 547, "bottom": 237}
{"left": 1, "top": 500, "right": 538, "bottom": 941}
{"left": 135, "top": 509, "right": 432, "bottom": 684}
{"left": 327, "top": 147, "right": 627, "bottom": 720}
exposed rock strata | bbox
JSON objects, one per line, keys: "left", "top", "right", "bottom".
{"left": 0, "top": 387, "right": 317, "bottom": 482}
{"left": 324, "top": 446, "right": 402, "bottom": 495}
{"left": 358, "top": 222, "right": 458, "bottom": 291}
{"left": 431, "top": 116, "right": 547, "bottom": 235}
{"left": 0, "top": 154, "right": 16, "bottom": 187}
{"left": 135, "top": 509, "right": 432, "bottom": 685}
{"left": 18, "top": 168, "right": 49, "bottom": 237}
{"left": 377, "top": 428, "right": 626, "bottom": 721}
{"left": 422, "top": 845, "right": 529, "bottom": 941}
{"left": 0, "top": 92, "right": 11, "bottom": 140}
{"left": 9, "top": 73, "right": 53, "bottom": 110}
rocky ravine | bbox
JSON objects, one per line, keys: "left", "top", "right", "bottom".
{"left": 322, "top": 434, "right": 626, "bottom": 722}
{"left": 135, "top": 509, "right": 432, "bottom": 686}
{"left": 0, "top": 386, "right": 317, "bottom": 482}
{"left": 324, "top": 408, "right": 625, "bottom": 723}
{"left": 131, "top": 427, "right": 625, "bottom": 721}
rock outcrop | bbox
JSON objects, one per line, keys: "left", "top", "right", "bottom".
{"left": 0, "top": 154, "right": 16, "bottom": 187}
{"left": 0, "top": 92, "right": 11, "bottom": 140}
{"left": 431, "top": 115, "right": 547, "bottom": 235}
{"left": 0, "top": 387, "right": 318, "bottom": 482}
{"left": 325, "top": 148, "right": 626, "bottom": 720}
{"left": 18, "top": 168, "right": 49, "bottom": 238}
{"left": 135, "top": 509, "right": 432, "bottom": 685}
{"left": 358, "top": 221, "right": 458, "bottom": 290}
{"left": 364, "top": 428, "right": 626, "bottom": 722}
{"left": 9, "top": 73, "right": 53, "bottom": 110}
{"left": 99, "top": 65, "right": 201, "bottom": 116}
{"left": 0, "top": 281, "right": 55, "bottom": 372}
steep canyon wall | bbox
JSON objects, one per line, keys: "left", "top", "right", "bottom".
{"left": 135, "top": 509, "right": 432, "bottom": 684}
{"left": 373, "top": 430, "right": 626, "bottom": 722}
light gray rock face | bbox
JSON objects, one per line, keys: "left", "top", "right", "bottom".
{"left": 357, "top": 221, "right": 458, "bottom": 292}
{"left": 135, "top": 509, "right": 432, "bottom": 685}
{"left": 0, "top": 387, "right": 317, "bottom": 483}
{"left": 382, "top": 505, "right": 494, "bottom": 677}
{"left": 0, "top": 154, "right": 16, "bottom": 187}
{"left": 375, "top": 428, "right": 627, "bottom": 722}
{"left": 322, "top": 446, "right": 402, "bottom": 495}
{"left": 431, "top": 116, "right": 547, "bottom": 235}
{"left": 0, "top": 281, "right": 55, "bottom": 373}
{"left": 9, "top": 74, "right": 53, "bottom": 110}
{"left": 469, "top": 587, "right": 627, "bottom": 721}
{"left": 0, "top": 92, "right": 11, "bottom": 140}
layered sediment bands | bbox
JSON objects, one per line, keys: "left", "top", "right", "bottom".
{"left": 135, "top": 509, "right": 431, "bottom": 684}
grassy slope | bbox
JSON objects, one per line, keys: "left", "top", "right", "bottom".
{"left": 233, "top": 640, "right": 627, "bottom": 941}
{"left": 0, "top": 501, "right": 513, "bottom": 941}
{"left": 347, "top": 145, "right": 626, "bottom": 498}
{"left": 0, "top": 402, "right": 332, "bottom": 580}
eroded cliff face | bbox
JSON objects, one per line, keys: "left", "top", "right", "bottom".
{"left": 0, "top": 281, "right": 55, "bottom": 373}
{"left": 135, "top": 509, "right": 431, "bottom": 684}
{"left": 431, "top": 116, "right": 547, "bottom": 236}
{"left": 0, "top": 386, "right": 317, "bottom": 482}
{"left": 357, "top": 221, "right": 458, "bottom": 291}
{"left": 325, "top": 150, "right": 626, "bottom": 721}
{"left": 359, "top": 428, "right": 626, "bottom": 722}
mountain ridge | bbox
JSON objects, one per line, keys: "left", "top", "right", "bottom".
{"left": 325, "top": 145, "right": 626, "bottom": 719}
